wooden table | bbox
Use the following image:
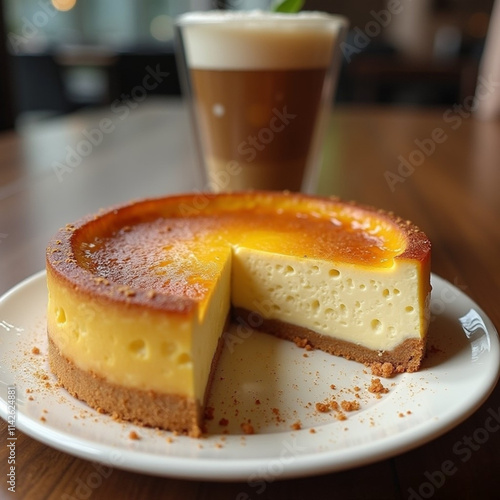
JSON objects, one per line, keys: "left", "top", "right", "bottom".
{"left": 1, "top": 99, "right": 499, "bottom": 499}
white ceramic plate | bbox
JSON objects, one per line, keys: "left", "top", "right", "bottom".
{"left": 0, "top": 271, "right": 499, "bottom": 481}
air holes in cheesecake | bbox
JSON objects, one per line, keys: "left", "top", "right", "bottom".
{"left": 329, "top": 268, "right": 340, "bottom": 278}
{"left": 311, "top": 265, "right": 320, "bottom": 274}
{"left": 371, "top": 319, "right": 382, "bottom": 333}
{"left": 339, "top": 303, "right": 347, "bottom": 317}
{"left": 394, "top": 288, "right": 401, "bottom": 295}
{"left": 311, "top": 299, "right": 320, "bottom": 311}
{"left": 129, "top": 339, "right": 147, "bottom": 358}
{"left": 405, "top": 306, "right": 414, "bottom": 313}
{"left": 346, "top": 278, "right": 354, "bottom": 288}
{"left": 286, "top": 295, "right": 294, "bottom": 303}
{"left": 382, "top": 288, "right": 390, "bottom": 298}
{"left": 388, "top": 326, "right": 396, "bottom": 338}
{"left": 359, "top": 283, "right": 366, "bottom": 290}
{"left": 160, "top": 341, "right": 176, "bottom": 357}
{"left": 55, "top": 307, "right": 66, "bottom": 324}
{"left": 177, "top": 353, "right": 191, "bottom": 365}
{"left": 284, "top": 265, "right": 295, "bottom": 275}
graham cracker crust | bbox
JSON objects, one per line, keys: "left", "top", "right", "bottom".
{"left": 48, "top": 334, "right": 224, "bottom": 436}
{"left": 233, "top": 308, "right": 426, "bottom": 373}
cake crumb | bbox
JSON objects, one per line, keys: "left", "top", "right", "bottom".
{"left": 371, "top": 362, "right": 396, "bottom": 378}
{"left": 117, "top": 285, "right": 136, "bottom": 297}
{"left": 291, "top": 420, "right": 302, "bottom": 431}
{"left": 315, "top": 402, "right": 330, "bottom": 413}
{"left": 28, "top": 396, "right": 34, "bottom": 401}
{"left": 336, "top": 412, "right": 347, "bottom": 421}
{"left": 255, "top": 399, "right": 261, "bottom": 405}
{"left": 341, "top": 400, "right": 360, "bottom": 412}
{"left": 26, "top": 388, "right": 33, "bottom": 394}
{"left": 219, "top": 418, "right": 229, "bottom": 427}
{"left": 368, "top": 378, "right": 389, "bottom": 394}
{"left": 293, "top": 336, "right": 313, "bottom": 350}
{"left": 40, "top": 416, "right": 46, "bottom": 422}
{"left": 309, "top": 428, "right": 316, "bottom": 434}
{"left": 241, "top": 422, "right": 254, "bottom": 435}
{"left": 330, "top": 384, "right": 336, "bottom": 390}
{"left": 272, "top": 408, "right": 284, "bottom": 423}
{"left": 93, "top": 276, "right": 110, "bottom": 286}
{"left": 204, "top": 406, "right": 215, "bottom": 421}
{"left": 330, "top": 400, "right": 340, "bottom": 411}
{"left": 32, "top": 346, "right": 40, "bottom": 355}
{"left": 166, "top": 437, "right": 174, "bottom": 444}
{"left": 129, "top": 431, "right": 140, "bottom": 440}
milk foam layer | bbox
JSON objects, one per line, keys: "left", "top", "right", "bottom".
{"left": 177, "top": 10, "right": 347, "bottom": 70}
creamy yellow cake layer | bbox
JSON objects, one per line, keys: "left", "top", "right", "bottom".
{"left": 232, "top": 248, "right": 425, "bottom": 352}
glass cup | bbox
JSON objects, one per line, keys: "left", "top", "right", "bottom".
{"left": 175, "top": 10, "right": 348, "bottom": 193}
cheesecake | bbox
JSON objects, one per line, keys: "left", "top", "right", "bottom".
{"left": 46, "top": 192, "right": 431, "bottom": 436}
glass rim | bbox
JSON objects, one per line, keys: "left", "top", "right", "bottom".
{"left": 175, "top": 10, "right": 349, "bottom": 29}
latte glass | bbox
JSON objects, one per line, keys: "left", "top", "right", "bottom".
{"left": 175, "top": 10, "right": 348, "bottom": 193}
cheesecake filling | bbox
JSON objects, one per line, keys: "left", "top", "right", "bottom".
{"left": 232, "top": 248, "right": 426, "bottom": 352}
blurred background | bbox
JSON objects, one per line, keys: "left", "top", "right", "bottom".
{"left": 0, "top": 0, "right": 495, "bottom": 131}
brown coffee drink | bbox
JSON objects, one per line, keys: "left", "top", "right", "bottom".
{"left": 177, "top": 11, "right": 347, "bottom": 192}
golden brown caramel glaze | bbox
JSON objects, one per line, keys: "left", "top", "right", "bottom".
{"left": 46, "top": 191, "right": 431, "bottom": 314}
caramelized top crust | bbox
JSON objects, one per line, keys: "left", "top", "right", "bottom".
{"left": 46, "top": 191, "right": 431, "bottom": 315}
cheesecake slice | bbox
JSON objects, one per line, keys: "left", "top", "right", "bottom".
{"left": 46, "top": 192, "right": 431, "bottom": 436}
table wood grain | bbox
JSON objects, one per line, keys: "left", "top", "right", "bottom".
{"left": 1, "top": 99, "right": 499, "bottom": 499}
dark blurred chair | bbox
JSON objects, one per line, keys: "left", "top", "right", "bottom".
{"left": 10, "top": 53, "right": 72, "bottom": 117}
{"left": 109, "top": 48, "right": 181, "bottom": 101}
{"left": 0, "top": 0, "right": 14, "bottom": 130}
